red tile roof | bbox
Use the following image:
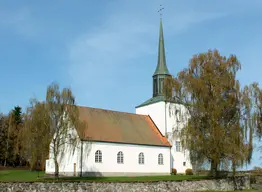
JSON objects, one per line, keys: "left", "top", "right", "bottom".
{"left": 76, "top": 106, "right": 171, "bottom": 147}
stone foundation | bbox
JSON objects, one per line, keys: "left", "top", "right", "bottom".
{"left": 0, "top": 176, "right": 250, "bottom": 192}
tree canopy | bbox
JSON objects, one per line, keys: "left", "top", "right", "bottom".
{"left": 164, "top": 49, "right": 262, "bottom": 177}
{"left": 46, "top": 83, "right": 84, "bottom": 177}
{"left": 0, "top": 83, "right": 85, "bottom": 177}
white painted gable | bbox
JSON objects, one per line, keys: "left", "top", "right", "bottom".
{"left": 136, "top": 102, "right": 192, "bottom": 173}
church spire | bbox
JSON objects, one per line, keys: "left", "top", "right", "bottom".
{"left": 153, "top": 18, "right": 170, "bottom": 76}
{"left": 152, "top": 10, "right": 171, "bottom": 98}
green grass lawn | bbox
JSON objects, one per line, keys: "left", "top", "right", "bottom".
{"left": 0, "top": 170, "right": 45, "bottom": 182}
{"left": 44, "top": 174, "right": 210, "bottom": 182}
{"left": 0, "top": 170, "right": 210, "bottom": 182}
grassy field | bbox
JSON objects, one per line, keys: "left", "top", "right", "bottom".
{"left": 43, "top": 174, "right": 210, "bottom": 182}
{"left": 0, "top": 170, "right": 45, "bottom": 182}
{"left": 0, "top": 170, "right": 211, "bottom": 182}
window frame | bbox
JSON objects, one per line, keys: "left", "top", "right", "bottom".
{"left": 138, "top": 152, "right": 144, "bottom": 164}
{"left": 158, "top": 153, "right": 164, "bottom": 165}
{"left": 95, "top": 150, "right": 102, "bottom": 163}
{"left": 117, "top": 151, "right": 124, "bottom": 164}
{"left": 176, "top": 141, "right": 181, "bottom": 152}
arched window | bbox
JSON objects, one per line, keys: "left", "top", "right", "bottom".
{"left": 158, "top": 153, "right": 163, "bottom": 165}
{"left": 117, "top": 151, "right": 124, "bottom": 164}
{"left": 138, "top": 152, "right": 144, "bottom": 164}
{"left": 95, "top": 150, "right": 102, "bottom": 163}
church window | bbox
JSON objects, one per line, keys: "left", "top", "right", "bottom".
{"left": 158, "top": 153, "right": 163, "bottom": 165}
{"left": 183, "top": 162, "right": 186, "bottom": 166}
{"left": 117, "top": 151, "right": 124, "bottom": 164}
{"left": 175, "top": 109, "right": 181, "bottom": 122}
{"left": 95, "top": 150, "right": 102, "bottom": 163}
{"left": 138, "top": 152, "right": 144, "bottom": 164}
{"left": 153, "top": 78, "right": 157, "bottom": 95}
{"left": 159, "top": 78, "right": 164, "bottom": 94}
{"left": 159, "top": 79, "right": 161, "bottom": 94}
{"left": 176, "top": 141, "right": 181, "bottom": 152}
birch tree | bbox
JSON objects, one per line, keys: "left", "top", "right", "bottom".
{"left": 46, "top": 83, "right": 85, "bottom": 178}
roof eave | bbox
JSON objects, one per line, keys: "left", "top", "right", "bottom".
{"left": 80, "top": 138, "right": 171, "bottom": 148}
{"left": 135, "top": 99, "right": 163, "bottom": 108}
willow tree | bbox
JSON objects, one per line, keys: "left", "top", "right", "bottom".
{"left": 164, "top": 49, "right": 262, "bottom": 177}
{"left": 46, "top": 83, "right": 85, "bottom": 178}
{"left": 22, "top": 100, "right": 51, "bottom": 170}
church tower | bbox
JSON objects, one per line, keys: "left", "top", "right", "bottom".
{"left": 153, "top": 18, "right": 171, "bottom": 97}
{"left": 136, "top": 18, "right": 171, "bottom": 113}
{"left": 136, "top": 16, "right": 192, "bottom": 173}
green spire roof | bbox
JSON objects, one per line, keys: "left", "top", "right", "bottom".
{"left": 153, "top": 18, "right": 170, "bottom": 76}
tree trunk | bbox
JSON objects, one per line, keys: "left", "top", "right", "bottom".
{"left": 210, "top": 159, "right": 218, "bottom": 178}
{"left": 232, "top": 160, "right": 236, "bottom": 176}
{"left": 4, "top": 117, "right": 11, "bottom": 167}
{"left": 54, "top": 159, "right": 59, "bottom": 178}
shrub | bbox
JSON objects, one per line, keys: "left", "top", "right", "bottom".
{"left": 185, "top": 168, "right": 193, "bottom": 175}
{"left": 250, "top": 167, "right": 262, "bottom": 176}
{"left": 171, "top": 168, "right": 177, "bottom": 175}
{"left": 197, "top": 170, "right": 210, "bottom": 176}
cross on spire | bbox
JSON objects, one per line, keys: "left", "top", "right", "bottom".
{"left": 158, "top": 4, "right": 164, "bottom": 18}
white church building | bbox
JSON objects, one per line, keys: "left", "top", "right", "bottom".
{"left": 45, "top": 18, "right": 192, "bottom": 177}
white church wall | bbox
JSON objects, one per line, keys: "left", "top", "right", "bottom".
{"left": 45, "top": 140, "right": 81, "bottom": 176}
{"left": 135, "top": 102, "right": 166, "bottom": 136}
{"left": 45, "top": 110, "right": 80, "bottom": 174}
{"left": 80, "top": 141, "right": 171, "bottom": 176}
{"left": 45, "top": 124, "right": 83, "bottom": 175}
{"left": 136, "top": 101, "right": 192, "bottom": 173}
{"left": 46, "top": 137, "right": 171, "bottom": 176}
{"left": 166, "top": 102, "right": 192, "bottom": 173}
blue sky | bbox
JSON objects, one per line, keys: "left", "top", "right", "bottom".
{"left": 0, "top": 0, "right": 262, "bottom": 168}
